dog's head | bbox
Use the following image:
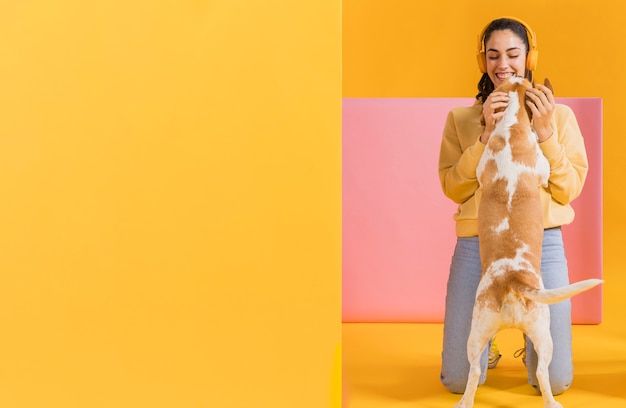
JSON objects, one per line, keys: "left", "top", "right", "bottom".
{"left": 480, "top": 78, "right": 554, "bottom": 126}
{"left": 493, "top": 77, "right": 533, "bottom": 120}
{"left": 493, "top": 77, "right": 554, "bottom": 121}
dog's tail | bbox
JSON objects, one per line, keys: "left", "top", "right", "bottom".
{"left": 522, "top": 279, "right": 603, "bottom": 304}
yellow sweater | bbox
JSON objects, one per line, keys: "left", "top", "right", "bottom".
{"left": 438, "top": 99, "right": 589, "bottom": 237}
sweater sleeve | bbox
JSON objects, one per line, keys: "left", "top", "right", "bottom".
{"left": 538, "top": 104, "right": 589, "bottom": 205}
{"left": 438, "top": 109, "right": 486, "bottom": 204}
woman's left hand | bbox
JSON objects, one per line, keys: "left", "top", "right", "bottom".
{"left": 526, "top": 83, "right": 555, "bottom": 142}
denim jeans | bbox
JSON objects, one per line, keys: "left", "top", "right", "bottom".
{"left": 440, "top": 228, "right": 573, "bottom": 394}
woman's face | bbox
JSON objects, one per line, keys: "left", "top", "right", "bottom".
{"left": 484, "top": 29, "right": 527, "bottom": 88}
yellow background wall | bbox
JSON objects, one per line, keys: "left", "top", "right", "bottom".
{"left": 343, "top": 1, "right": 626, "bottom": 327}
{"left": 0, "top": 1, "right": 340, "bottom": 407}
{"left": 3, "top": 1, "right": 623, "bottom": 406}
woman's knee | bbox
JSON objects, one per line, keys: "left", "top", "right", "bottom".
{"left": 440, "top": 371, "right": 486, "bottom": 394}
{"left": 549, "top": 373, "right": 572, "bottom": 395}
{"left": 441, "top": 374, "right": 468, "bottom": 394}
{"left": 530, "top": 374, "right": 572, "bottom": 395}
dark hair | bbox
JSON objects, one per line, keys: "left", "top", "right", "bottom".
{"left": 476, "top": 18, "right": 533, "bottom": 103}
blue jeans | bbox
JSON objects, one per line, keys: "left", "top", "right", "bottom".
{"left": 440, "top": 228, "right": 573, "bottom": 394}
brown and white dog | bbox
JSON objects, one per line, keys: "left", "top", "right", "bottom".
{"left": 454, "top": 77, "right": 602, "bottom": 408}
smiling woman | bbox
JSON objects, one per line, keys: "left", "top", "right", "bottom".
{"left": 476, "top": 17, "right": 536, "bottom": 102}
{"left": 484, "top": 32, "right": 527, "bottom": 83}
{"left": 439, "top": 16, "right": 591, "bottom": 397}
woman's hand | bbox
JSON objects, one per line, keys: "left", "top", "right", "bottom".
{"left": 526, "top": 83, "right": 555, "bottom": 142}
{"left": 480, "top": 91, "right": 509, "bottom": 144}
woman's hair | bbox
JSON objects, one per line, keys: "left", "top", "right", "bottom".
{"left": 476, "top": 18, "right": 533, "bottom": 103}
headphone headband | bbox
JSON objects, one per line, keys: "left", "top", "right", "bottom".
{"left": 476, "top": 17, "right": 538, "bottom": 73}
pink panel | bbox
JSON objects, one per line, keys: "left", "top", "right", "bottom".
{"left": 342, "top": 98, "right": 602, "bottom": 323}
{"left": 560, "top": 98, "right": 603, "bottom": 323}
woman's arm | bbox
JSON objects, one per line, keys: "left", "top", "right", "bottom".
{"left": 438, "top": 110, "right": 486, "bottom": 204}
{"left": 539, "top": 104, "right": 589, "bottom": 205}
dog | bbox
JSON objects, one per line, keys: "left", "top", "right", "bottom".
{"left": 454, "top": 76, "right": 603, "bottom": 408}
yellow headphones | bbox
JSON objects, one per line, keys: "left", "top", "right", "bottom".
{"left": 476, "top": 17, "right": 538, "bottom": 73}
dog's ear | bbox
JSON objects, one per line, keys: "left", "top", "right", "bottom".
{"left": 522, "top": 80, "right": 534, "bottom": 120}
{"left": 524, "top": 96, "right": 533, "bottom": 120}
{"left": 543, "top": 78, "right": 554, "bottom": 94}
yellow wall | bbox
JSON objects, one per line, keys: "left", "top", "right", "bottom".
{"left": 343, "top": 0, "right": 626, "bottom": 326}
{"left": 0, "top": 1, "right": 341, "bottom": 407}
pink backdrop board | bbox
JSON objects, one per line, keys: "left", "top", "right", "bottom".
{"left": 342, "top": 98, "right": 602, "bottom": 323}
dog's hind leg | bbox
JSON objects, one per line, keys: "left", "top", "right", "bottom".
{"left": 454, "top": 318, "right": 498, "bottom": 408}
{"left": 526, "top": 323, "right": 563, "bottom": 408}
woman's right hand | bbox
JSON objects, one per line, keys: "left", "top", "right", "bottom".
{"left": 480, "top": 91, "right": 509, "bottom": 144}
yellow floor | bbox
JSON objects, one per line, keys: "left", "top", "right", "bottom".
{"left": 343, "top": 322, "right": 626, "bottom": 407}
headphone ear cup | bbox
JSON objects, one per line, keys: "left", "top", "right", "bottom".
{"left": 526, "top": 49, "right": 538, "bottom": 71}
{"left": 477, "top": 51, "right": 487, "bottom": 73}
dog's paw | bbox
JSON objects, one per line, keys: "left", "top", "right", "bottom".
{"left": 453, "top": 399, "right": 472, "bottom": 408}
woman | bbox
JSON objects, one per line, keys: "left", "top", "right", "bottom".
{"left": 438, "top": 17, "right": 588, "bottom": 395}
